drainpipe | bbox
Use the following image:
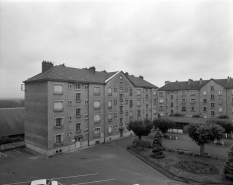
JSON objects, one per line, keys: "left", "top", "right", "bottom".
{"left": 88, "top": 84, "right": 90, "bottom": 146}
{"left": 103, "top": 84, "right": 106, "bottom": 143}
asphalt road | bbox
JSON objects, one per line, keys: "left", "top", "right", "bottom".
{"left": 0, "top": 136, "right": 187, "bottom": 185}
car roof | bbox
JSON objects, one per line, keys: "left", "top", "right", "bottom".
{"left": 31, "top": 179, "right": 47, "bottom": 185}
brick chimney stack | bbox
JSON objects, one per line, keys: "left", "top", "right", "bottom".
{"left": 200, "top": 78, "right": 203, "bottom": 84}
{"left": 42, "top": 61, "right": 54, "bottom": 73}
{"left": 89, "top": 66, "right": 96, "bottom": 74}
{"left": 139, "top": 75, "right": 143, "bottom": 80}
{"left": 125, "top": 72, "right": 129, "bottom": 76}
{"left": 188, "top": 79, "right": 193, "bottom": 85}
{"left": 165, "top": 81, "right": 170, "bottom": 85}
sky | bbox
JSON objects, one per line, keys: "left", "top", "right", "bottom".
{"left": 0, "top": 0, "right": 233, "bottom": 99}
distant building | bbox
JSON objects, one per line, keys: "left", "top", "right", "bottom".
{"left": 158, "top": 78, "right": 233, "bottom": 120}
{"left": 0, "top": 108, "right": 24, "bottom": 138}
{"left": 23, "top": 61, "right": 158, "bottom": 156}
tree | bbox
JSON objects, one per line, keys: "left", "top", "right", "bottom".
{"left": 224, "top": 145, "right": 233, "bottom": 181}
{"left": 127, "top": 119, "right": 153, "bottom": 140}
{"left": 153, "top": 118, "right": 175, "bottom": 135}
{"left": 150, "top": 129, "right": 165, "bottom": 159}
{"left": 187, "top": 123, "right": 225, "bottom": 156}
{"left": 206, "top": 119, "right": 233, "bottom": 134}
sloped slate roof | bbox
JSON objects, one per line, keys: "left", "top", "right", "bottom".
{"left": 127, "top": 75, "right": 158, "bottom": 88}
{"left": 24, "top": 66, "right": 116, "bottom": 84}
{"left": 159, "top": 78, "right": 233, "bottom": 91}
{"left": 0, "top": 108, "right": 24, "bottom": 137}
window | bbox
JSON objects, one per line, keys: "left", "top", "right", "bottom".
{"left": 137, "top": 100, "right": 141, "bottom": 107}
{"left": 170, "top": 95, "right": 173, "bottom": 99}
{"left": 68, "top": 116, "right": 72, "bottom": 122}
{"left": 211, "top": 94, "right": 214, "bottom": 100}
{"left": 137, "top": 89, "right": 141, "bottom": 96}
{"left": 218, "top": 90, "right": 222, "bottom": 95}
{"left": 211, "top": 86, "right": 214, "bottom": 91}
{"left": 146, "top": 114, "right": 148, "bottom": 119}
{"left": 114, "top": 112, "right": 117, "bottom": 117}
{"left": 55, "top": 134, "right": 63, "bottom": 144}
{"left": 146, "top": 104, "right": 148, "bottom": 110}
{"left": 76, "top": 123, "right": 81, "bottom": 132}
{"left": 108, "top": 87, "right": 112, "bottom": 95}
{"left": 211, "top": 103, "right": 215, "bottom": 107}
{"left": 108, "top": 125, "right": 113, "bottom": 134}
{"left": 153, "top": 109, "right": 157, "bottom": 115}
{"left": 119, "top": 75, "right": 123, "bottom": 80}
{"left": 159, "top": 92, "right": 163, "bottom": 97}
{"left": 181, "top": 99, "right": 186, "bottom": 103}
{"left": 120, "top": 118, "right": 123, "bottom": 124}
{"left": 76, "top": 93, "right": 81, "bottom": 102}
{"left": 137, "top": 110, "right": 141, "bottom": 116}
{"left": 94, "top": 127, "right": 101, "bottom": 137}
{"left": 94, "top": 100, "right": 101, "bottom": 109}
{"left": 54, "top": 117, "right": 63, "bottom": 127}
{"left": 203, "top": 107, "right": 207, "bottom": 112}
{"left": 68, "top": 84, "right": 72, "bottom": 90}
{"left": 190, "top": 107, "right": 195, "bottom": 112}
{"left": 130, "top": 100, "right": 133, "bottom": 107}
{"left": 125, "top": 99, "right": 128, "bottom": 104}
{"left": 108, "top": 112, "right": 112, "bottom": 121}
{"left": 53, "top": 84, "right": 63, "bottom": 95}
{"left": 170, "top": 103, "right": 173, "bottom": 107}
{"left": 146, "top": 89, "right": 148, "bottom": 93}
{"left": 120, "top": 82, "right": 123, "bottom": 87}
{"left": 94, "top": 114, "right": 101, "bottom": 123}
{"left": 120, "top": 106, "right": 123, "bottom": 112}
{"left": 231, "top": 89, "right": 233, "bottom": 95}
{"left": 159, "top": 99, "right": 164, "bottom": 104}
{"left": 153, "top": 90, "right": 157, "bottom": 96}
{"left": 85, "top": 114, "right": 88, "bottom": 119}
{"left": 153, "top": 99, "right": 156, "bottom": 106}
{"left": 146, "top": 94, "right": 148, "bottom": 100}
{"left": 159, "top": 106, "right": 163, "bottom": 111}
{"left": 84, "top": 85, "right": 88, "bottom": 90}
{"left": 203, "top": 91, "right": 207, "bottom": 95}
{"left": 114, "top": 87, "right": 117, "bottom": 92}
{"left": 108, "top": 100, "right": 112, "bottom": 109}
{"left": 68, "top": 131, "right": 72, "bottom": 138}
{"left": 211, "top": 111, "right": 215, "bottom": 116}
{"left": 203, "top": 99, "right": 207, "bottom": 103}
{"left": 129, "top": 88, "right": 133, "bottom": 96}
{"left": 114, "top": 124, "right": 118, "bottom": 130}
{"left": 125, "top": 111, "right": 128, "bottom": 116}
{"left": 219, "top": 99, "right": 223, "bottom": 105}
{"left": 76, "top": 84, "right": 81, "bottom": 90}
{"left": 181, "top": 91, "right": 186, "bottom": 96}
{"left": 181, "top": 106, "right": 186, "bottom": 111}
{"left": 53, "top": 101, "right": 63, "bottom": 112}
{"left": 130, "top": 111, "right": 133, "bottom": 118}
{"left": 190, "top": 99, "right": 195, "bottom": 104}
{"left": 120, "top": 94, "right": 123, "bottom": 101}
{"left": 85, "top": 100, "right": 88, "bottom": 105}
{"left": 76, "top": 108, "right": 81, "bottom": 117}
{"left": 69, "top": 100, "right": 72, "bottom": 106}
{"left": 114, "top": 99, "right": 117, "bottom": 105}
{"left": 94, "top": 86, "right": 100, "bottom": 95}
{"left": 190, "top": 91, "right": 195, "bottom": 96}
{"left": 125, "top": 88, "right": 128, "bottom": 92}
{"left": 84, "top": 129, "right": 88, "bottom": 135}
{"left": 219, "top": 107, "right": 223, "bottom": 113}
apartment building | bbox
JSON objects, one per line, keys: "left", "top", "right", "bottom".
{"left": 158, "top": 78, "right": 233, "bottom": 121}
{"left": 23, "top": 61, "right": 158, "bottom": 156}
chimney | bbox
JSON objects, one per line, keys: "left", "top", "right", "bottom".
{"left": 139, "top": 75, "right": 143, "bottom": 80}
{"left": 165, "top": 81, "right": 170, "bottom": 85}
{"left": 188, "top": 79, "right": 193, "bottom": 85}
{"left": 227, "top": 76, "right": 230, "bottom": 82}
{"left": 42, "top": 60, "right": 54, "bottom": 73}
{"left": 89, "top": 66, "right": 95, "bottom": 74}
{"left": 200, "top": 78, "right": 203, "bottom": 84}
{"left": 125, "top": 72, "right": 129, "bottom": 76}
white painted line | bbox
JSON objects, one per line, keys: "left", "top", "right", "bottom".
{"left": 71, "top": 179, "right": 115, "bottom": 185}
{"left": 14, "top": 150, "right": 21, "bottom": 154}
{"left": 0, "top": 152, "right": 7, "bottom": 157}
{"left": 3, "top": 173, "right": 99, "bottom": 185}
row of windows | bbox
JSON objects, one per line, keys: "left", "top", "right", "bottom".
{"left": 159, "top": 98, "right": 232, "bottom": 104}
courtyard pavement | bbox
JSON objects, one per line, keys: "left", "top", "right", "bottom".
{"left": 0, "top": 135, "right": 188, "bottom": 185}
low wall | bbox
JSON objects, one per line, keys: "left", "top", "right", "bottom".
{"left": 0, "top": 141, "right": 25, "bottom": 151}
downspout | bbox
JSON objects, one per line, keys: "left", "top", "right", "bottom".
{"left": 103, "top": 84, "right": 106, "bottom": 143}
{"left": 88, "top": 84, "right": 90, "bottom": 146}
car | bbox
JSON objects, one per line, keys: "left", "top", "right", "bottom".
{"left": 29, "top": 179, "right": 62, "bottom": 185}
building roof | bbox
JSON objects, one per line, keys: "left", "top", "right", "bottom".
{"left": 24, "top": 65, "right": 158, "bottom": 88}
{"left": 163, "top": 116, "right": 232, "bottom": 124}
{"left": 0, "top": 108, "right": 24, "bottom": 137}
{"left": 126, "top": 75, "right": 158, "bottom": 89}
{"left": 158, "top": 78, "right": 233, "bottom": 91}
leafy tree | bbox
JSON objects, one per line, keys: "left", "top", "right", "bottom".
{"left": 150, "top": 129, "right": 165, "bottom": 159}
{"left": 206, "top": 119, "right": 233, "bottom": 134}
{"left": 224, "top": 145, "right": 233, "bottom": 181}
{"left": 218, "top": 115, "right": 229, "bottom": 119}
{"left": 187, "top": 123, "right": 225, "bottom": 156}
{"left": 153, "top": 118, "right": 175, "bottom": 135}
{"left": 127, "top": 119, "right": 153, "bottom": 140}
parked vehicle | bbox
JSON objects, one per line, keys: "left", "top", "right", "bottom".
{"left": 29, "top": 179, "right": 62, "bottom": 185}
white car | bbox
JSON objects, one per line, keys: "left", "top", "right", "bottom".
{"left": 29, "top": 179, "right": 62, "bottom": 185}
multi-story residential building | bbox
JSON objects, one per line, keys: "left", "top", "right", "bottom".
{"left": 23, "top": 61, "right": 158, "bottom": 156}
{"left": 158, "top": 78, "right": 233, "bottom": 121}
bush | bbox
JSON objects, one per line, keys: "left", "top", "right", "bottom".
{"left": 192, "top": 114, "right": 201, "bottom": 118}
{"left": 0, "top": 137, "right": 12, "bottom": 144}
{"left": 173, "top": 113, "right": 183, "bottom": 117}
{"left": 218, "top": 115, "right": 229, "bottom": 119}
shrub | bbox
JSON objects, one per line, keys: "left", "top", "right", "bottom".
{"left": 218, "top": 115, "right": 229, "bottom": 119}
{"left": 192, "top": 114, "right": 201, "bottom": 118}
{"left": 173, "top": 113, "right": 183, "bottom": 117}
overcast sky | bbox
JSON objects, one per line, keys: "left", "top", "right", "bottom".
{"left": 0, "top": 0, "right": 233, "bottom": 99}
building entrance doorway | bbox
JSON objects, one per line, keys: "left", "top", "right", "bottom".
{"left": 74, "top": 137, "right": 82, "bottom": 148}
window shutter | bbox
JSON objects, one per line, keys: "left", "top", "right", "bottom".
{"left": 54, "top": 84, "right": 63, "bottom": 92}
{"left": 54, "top": 101, "right": 63, "bottom": 109}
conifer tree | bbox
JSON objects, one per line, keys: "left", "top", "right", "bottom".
{"left": 150, "top": 128, "right": 165, "bottom": 159}
{"left": 224, "top": 145, "right": 233, "bottom": 181}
